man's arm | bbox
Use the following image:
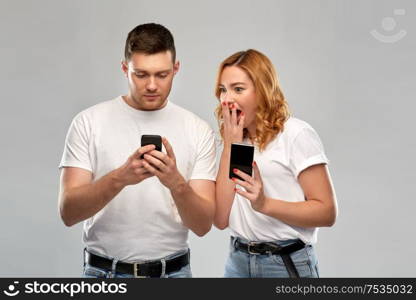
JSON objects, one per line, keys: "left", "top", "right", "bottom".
{"left": 142, "top": 137, "right": 215, "bottom": 236}
{"left": 170, "top": 179, "right": 215, "bottom": 237}
{"left": 58, "top": 144, "right": 156, "bottom": 227}
{"left": 58, "top": 167, "right": 123, "bottom": 227}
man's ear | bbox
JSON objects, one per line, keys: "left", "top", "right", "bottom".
{"left": 173, "top": 60, "right": 180, "bottom": 75}
{"left": 121, "top": 60, "right": 128, "bottom": 76}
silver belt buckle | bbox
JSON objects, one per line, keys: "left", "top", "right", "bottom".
{"left": 247, "top": 242, "right": 260, "bottom": 255}
{"left": 133, "top": 263, "right": 146, "bottom": 278}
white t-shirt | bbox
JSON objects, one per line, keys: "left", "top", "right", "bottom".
{"left": 59, "top": 96, "right": 216, "bottom": 261}
{"left": 228, "top": 117, "right": 329, "bottom": 244}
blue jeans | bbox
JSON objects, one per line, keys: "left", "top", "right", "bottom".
{"left": 225, "top": 236, "right": 319, "bottom": 278}
{"left": 83, "top": 249, "right": 192, "bottom": 278}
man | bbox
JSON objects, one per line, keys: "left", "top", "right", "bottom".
{"left": 58, "top": 23, "right": 216, "bottom": 278}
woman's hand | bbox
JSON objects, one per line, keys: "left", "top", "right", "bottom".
{"left": 232, "top": 161, "right": 268, "bottom": 213}
{"left": 221, "top": 100, "right": 245, "bottom": 145}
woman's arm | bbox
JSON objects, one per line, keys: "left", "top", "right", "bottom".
{"left": 214, "top": 144, "right": 236, "bottom": 229}
{"left": 233, "top": 163, "right": 338, "bottom": 228}
{"left": 214, "top": 101, "right": 245, "bottom": 229}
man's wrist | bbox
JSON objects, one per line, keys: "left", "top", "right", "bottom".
{"left": 109, "top": 168, "right": 126, "bottom": 190}
{"left": 170, "top": 175, "right": 188, "bottom": 195}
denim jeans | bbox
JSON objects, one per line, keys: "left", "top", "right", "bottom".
{"left": 225, "top": 236, "right": 319, "bottom": 278}
{"left": 83, "top": 249, "right": 192, "bottom": 278}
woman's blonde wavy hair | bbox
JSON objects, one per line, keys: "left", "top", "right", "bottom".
{"left": 215, "top": 49, "right": 290, "bottom": 151}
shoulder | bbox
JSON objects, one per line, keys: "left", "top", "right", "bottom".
{"left": 283, "top": 117, "right": 315, "bottom": 137}
{"left": 269, "top": 117, "right": 319, "bottom": 150}
{"left": 169, "top": 102, "right": 213, "bottom": 132}
{"left": 282, "top": 117, "right": 325, "bottom": 152}
{"left": 73, "top": 97, "right": 120, "bottom": 124}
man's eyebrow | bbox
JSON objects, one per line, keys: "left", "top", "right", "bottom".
{"left": 132, "top": 69, "right": 171, "bottom": 73}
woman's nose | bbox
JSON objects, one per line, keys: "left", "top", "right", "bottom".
{"left": 221, "top": 92, "right": 235, "bottom": 104}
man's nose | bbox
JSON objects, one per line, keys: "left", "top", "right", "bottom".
{"left": 146, "top": 77, "right": 157, "bottom": 91}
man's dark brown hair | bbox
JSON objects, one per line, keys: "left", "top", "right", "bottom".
{"left": 124, "top": 23, "right": 176, "bottom": 62}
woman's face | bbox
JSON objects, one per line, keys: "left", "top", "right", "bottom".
{"left": 218, "top": 66, "right": 257, "bottom": 133}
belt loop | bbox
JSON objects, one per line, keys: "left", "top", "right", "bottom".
{"left": 231, "top": 236, "right": 238, "bottom": 248}
{"left": 83, "top": 248, "right": 87, "bottom": 267}
{"left": 110, "top": 257, "right": 119, "bottom": 278}
{"left": 160, "top": 258, "right": 166, "bottom": 278}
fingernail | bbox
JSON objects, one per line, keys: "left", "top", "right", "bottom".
{"left": 252, "top": 161, "right": 256, "bottom": 166}
{"left": 222, "top": 102, "right": 226, "bottom": 106}
{"left": 233, "top": 168, "right": 238, "bottom": 173}
{"left": 234, "top": 188, "right": 237, "bottom": 192}
{"left": 231, "top": 104, "right": 235, "bottom": 109}
{"left": 231, "top": 177, "right": 236, "bottom": 182}
{"left": 241, "top": 112, "right": 244, "bottom": 116}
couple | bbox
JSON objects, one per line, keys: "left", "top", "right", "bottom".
{"left": 58, "top": 23, "right": 337, "bottom": 278}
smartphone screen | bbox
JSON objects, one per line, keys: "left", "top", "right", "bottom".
{"left": 229, "top": 143, "right": 255, "bottom": 181}
{"left": 140, "top": 135, "right": 162, "bottom": 158}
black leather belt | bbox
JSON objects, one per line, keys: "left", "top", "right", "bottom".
{"left": 84, "top": 249, "right": 190, "bottom": 278}
{"left": 233, "top": 238, "right": 306, "bottom": 278}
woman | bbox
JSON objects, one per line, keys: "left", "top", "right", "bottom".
{"left": 214, "top": 49, "right": 337, "bottom": 278}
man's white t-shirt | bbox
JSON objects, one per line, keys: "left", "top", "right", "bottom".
{"left": 229, "top": 117, "right": 329, "bottom": 245}
{"left": 59, "top": 96, "right": 216, "bottom": 262}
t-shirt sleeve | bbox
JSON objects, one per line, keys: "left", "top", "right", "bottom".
{"left": 289, "top": 126, "right": 329, "bottom": 178}
{"left": 189, "top": 124, "right": 217, "bottom": 181}
{"left": 58, "top": 113, "right": 93, "bottom": 172}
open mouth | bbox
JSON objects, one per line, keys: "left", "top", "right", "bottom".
{"left": 229, "top": 109, "right": 242, "bottom": 116}
{"left": 228, "top": 109, "right": 243, "bottom": 122}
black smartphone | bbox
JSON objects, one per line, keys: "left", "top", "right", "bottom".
{"left": 229, "top": 143, "right": 255, "bottom": 181}
{"left": 140, "top": 135, "right": 162, "bottom": 159}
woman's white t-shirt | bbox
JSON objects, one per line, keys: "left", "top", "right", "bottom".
{"left": 228, "top": 117, "right": 329, "bottom": 244}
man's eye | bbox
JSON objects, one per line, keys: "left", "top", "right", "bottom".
{"left": 135, "top": 73, "right": 146, "bottom": 78}
{"left": 158, "top": 74, "right": 168, "bottom": 79}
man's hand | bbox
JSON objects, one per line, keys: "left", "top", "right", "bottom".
{"left": 142, "top": 137, "right": 186, "bottom": 191}
{"left": 115, "top": 144, "right": 156, "bottom": 186}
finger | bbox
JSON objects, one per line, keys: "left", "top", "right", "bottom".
{"left": 132, "top": 144, "right": 155, "bottom": 159}
{"left": 252, "top": 161, "right": 263, "bottom": 183}
{"left": 134, "top": 165, "right": 146, "bottom": 174}
{"left": 142, "top": 159, "right": 162, "bottom": 177}
{"left": 221, "top": 100, "right": 230, "bottom": 124}
{"left": 233, "top": 168, "right": 254, "bottom": 184}
{"left": 134, "top": 167, "right": 153, "bottom": 177}
{"left": 162, "top": 137, "right": 176, "bottom": 161}
{"left": 231, "top": 177, "right": 253, "bottom": 192}
{"left": 230, "top": 103, "right": 237, "bottom": 125}
{"left": 238, "top": 111, "right": 245, "bottom": 128}
{"left": 148, "top": 149, "right": 169, "bottom": 165}
{"left": 234, "top": 187, "right": 253, "bottom": 201}
{"left": 143, "top": 153, "right": 166, "bottom": 172}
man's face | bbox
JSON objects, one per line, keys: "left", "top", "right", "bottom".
{"left": 122, "top": 51, "right": 179, "bottom": 111}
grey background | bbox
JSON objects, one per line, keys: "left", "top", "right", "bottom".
{"left": 1, "top": 0, "right": 415, "bottom": 277}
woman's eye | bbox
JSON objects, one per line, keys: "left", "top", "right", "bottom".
{"left": 235, "top": 87, "right": 244, "bottom": 92}
{"left": 219, "top": 87, "right": 226, "bottom": 93}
